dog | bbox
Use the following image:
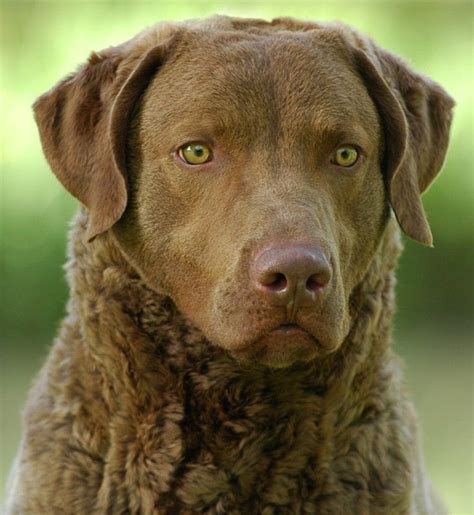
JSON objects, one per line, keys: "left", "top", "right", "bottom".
{"left": 6, "top": 16, "right": 454, "bottom": 514}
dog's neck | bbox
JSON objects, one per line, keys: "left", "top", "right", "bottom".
{"left": 65, "top": 211, "right": 404, "bottom": 423}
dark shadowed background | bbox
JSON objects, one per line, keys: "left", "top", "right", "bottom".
{"left": 0, "top": 1, "right": 472, "bottom": 512}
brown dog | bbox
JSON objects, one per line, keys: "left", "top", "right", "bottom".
{"left": 6, "top": 16, "right": 453, "bottom": 514}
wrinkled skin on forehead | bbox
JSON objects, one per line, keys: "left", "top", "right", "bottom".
{"left": 114, "top": 29, "right": 387, "bottom": 367}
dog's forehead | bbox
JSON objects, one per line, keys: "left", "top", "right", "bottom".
{"left": 172, "top": 27, "right": 358, "bottom": 94}
{"left": 143, "top": 27, "right": 379, "bottom": 139}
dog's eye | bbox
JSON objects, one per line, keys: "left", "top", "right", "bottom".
{"left": 178, "top": 143, "right": 212, "bottom": 165}
{"left": 332, "top": 146, "right": 359, "bottom": 167}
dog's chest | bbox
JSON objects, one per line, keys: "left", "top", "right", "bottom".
{"left": 97, "top": 365, "right": 410, "bottom": 514}
{"left": 104, "top": 389, "right": 326, "bottom": 512}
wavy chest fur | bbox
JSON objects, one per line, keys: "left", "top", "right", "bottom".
{"left": 18, "top": 217, "right": 421, "bottom": 514}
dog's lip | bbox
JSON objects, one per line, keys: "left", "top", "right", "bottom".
{"left": 267, "top": 323, "right": 321, "bottom": 347}
{"left": 229, "top": 321, "right": 322, "bottom": 367}
{"left": 270, "top": 323, "right": 309, "bottom": 335}
{"left": 232, "top": 322, "right": 318, "bottom": 352}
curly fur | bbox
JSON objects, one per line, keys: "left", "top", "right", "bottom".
{"left": 6, "top": 213, "right": 443, "bottom": 514}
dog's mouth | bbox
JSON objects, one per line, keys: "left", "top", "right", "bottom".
{"left": 230, "top": 321, "right": 322, "bottom": 368}
{"left": 270, "top": 323, "right": 309, "bottom": 335}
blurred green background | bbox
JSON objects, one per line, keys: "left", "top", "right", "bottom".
{"left": 0, "top": 1, "right": 472, "bottom": 512}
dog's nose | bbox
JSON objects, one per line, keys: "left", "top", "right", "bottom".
{"left": 251, "top": 244, "right": 331, "bottom": 306}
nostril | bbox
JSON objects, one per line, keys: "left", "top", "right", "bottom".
{"left": 306, "top": 274, "right": 327, "bottom": 293}
{"left": 262, "top": 272, "right": 288, "bottom": 292}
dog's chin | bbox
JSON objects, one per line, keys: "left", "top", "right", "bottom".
{"left": 229, "top": 325, "right": 327, "bottom": 369}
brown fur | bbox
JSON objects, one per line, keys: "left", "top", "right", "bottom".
{"left": 6, "top": 16, "right": 453, "bottom": 514}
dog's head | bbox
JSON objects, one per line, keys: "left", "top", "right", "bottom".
{"left": 34, "top": 17, "right": 454, "bottom": 368}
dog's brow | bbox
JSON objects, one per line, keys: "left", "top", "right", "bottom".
{"left": 310, "top": 122, "right": 372, "bottom": 147}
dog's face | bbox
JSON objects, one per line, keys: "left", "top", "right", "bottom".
{"left": 34, "top": 18, "right": 454, "bottom": 368}
{"left": 115, "top": 31, "right": 386, "bottom": 367}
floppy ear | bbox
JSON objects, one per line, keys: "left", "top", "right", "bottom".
{"left": 352, "top": 44, "right": 455, "bottom": 246}
{"left": 34, "top": 34, "right": 176, "bottom": 241}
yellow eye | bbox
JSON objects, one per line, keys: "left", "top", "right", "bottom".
{"left": 333, "top": 146, "right": 359, "bottom": 167}
{"left": 178, "top": 142, "right": 212, "bottom": 165}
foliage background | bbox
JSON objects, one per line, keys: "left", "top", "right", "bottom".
{"left": 0, "top": 0, "right": 472, "bottom": 512}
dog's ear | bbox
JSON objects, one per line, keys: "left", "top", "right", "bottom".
{"left": 34, "top": 32, "right": 177, "bottom": 241}
{"left": 351, "top": 42, "right": 454, "bottom": 246}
